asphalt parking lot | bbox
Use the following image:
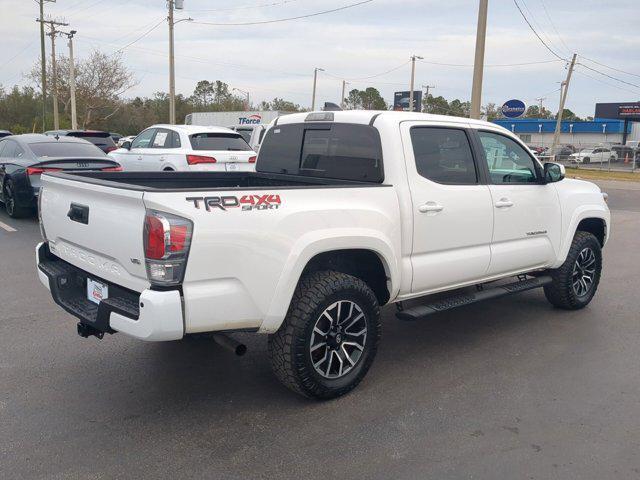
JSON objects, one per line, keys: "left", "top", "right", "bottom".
{"left": 1, "top": 181, "right": 639, "bottom": 480}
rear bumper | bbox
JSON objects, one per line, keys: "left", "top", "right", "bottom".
{"left": 36, "top": 242, "right": 184, "bottom": 341}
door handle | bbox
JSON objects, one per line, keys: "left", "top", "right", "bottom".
{"left": 418, "top": 202, "right": 444, "bottom": 213}
{"left": 495, "top": 198, "right": 514, "bottom": 208}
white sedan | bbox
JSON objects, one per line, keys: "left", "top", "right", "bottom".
{"left": 569, "top": 147, "right": 617, "bottom": 164}
{"left": 109, "top": 125, "right": 257, "bottom": 172}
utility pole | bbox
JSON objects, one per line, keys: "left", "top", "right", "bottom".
{"left": 341, "top": 80, "right": 348, "bottom": 109}
{"left": 535, "top": 96, "right": 546, "bottom": 116}
{"left": 63, "top": 30, "right": 78, "bottom": 129}
{"left": 38, "top": 17, "right": 68, "bottom": 131}
{"left": 311, "top": 67, "right": 324, "bottom": 111}
{"left": 422, "top": 84, "right": 435, "bottom": 112}
{"left": 36, "top": 0, "right": 57, "bottom": 132}
{"left": 470, "top": 0, "right": 489, "bottom": 119}
{"left": 168, "top": 0, "right": 176, "bottom": 124}
{"left": 550, "top": 53, "right": 577, "bottom": 158}
{"left": 409, "top": 55, "right": 423, "bottom": 112}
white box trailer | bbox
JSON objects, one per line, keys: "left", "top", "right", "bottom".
{"left": 184, "top": 111, "right": 282, "bottom": 127}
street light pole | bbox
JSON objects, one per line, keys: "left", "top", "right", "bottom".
{"left": 341, "top": 80, "right": 349, "bottom": 109}
{"left": 311, "top": 67, "right": 324, "bottom": 111}
{"left": 409, "top": 55, "right": 423, "bottom": 112}
{"left": 168, "top": 0, "right": 176, "bottom": 124}
{"left": 470, "top": 0, "right": 489, "bottom": 119}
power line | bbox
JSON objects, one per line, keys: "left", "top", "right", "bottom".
{"left": 187, "top": 0, "right": 304, "bottom": 13}
{"left": 579, "top": 55, "right": 640, "bottom": 80}
{"left": 191, "top": 0, "right": 374, "bottom": 26}
{"left": 323, "top": 61, "right": 410, "bottom": 82}
{"left": 512, "top": 0, "right": 566, "bottom": 61}
{"left": 418, "top": 58, "right": 562, "bottom": 68}
{"left": 577, "top": 62, "right": 640, "bottom": 90}
{"left": 0, "top": 40, "right": 36, "bottom": 70}
{"left": 111, "top": 18, "right": 166, "bottom": 55}
{"left": 519, "top": 0, "right": 564, "bottom": 57}
{"left": 538, "top": 0, "right": 572, "bottom": 55}
{"left": 573, "top": 67, "right": 640, "bottom": 95}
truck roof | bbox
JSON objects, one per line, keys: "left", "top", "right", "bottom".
{"left": 275, "top": 110, "right": 507, "bottom": 131}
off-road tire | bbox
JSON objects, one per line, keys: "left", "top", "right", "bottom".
{"left": 3, "top": 180, "right": 31, "bottom": 218}
{"left": 544, "top": 231, "right": 602, "bottom": 310}
{"left": 268, "top": 270, "right": 381, "bottom": 400}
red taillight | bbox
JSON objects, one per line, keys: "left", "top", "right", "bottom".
{"left": 27, "top": 167, "right": 61, "bottom": 175}
{"left": 144, "top": 211, "right": 193, "bottom": 286}
{"left": 106, "top": 146, "right": 118, "bottom": 153}
{"left": 187, "top": 154, "right": 217, "bottom": 165}
{"left": 144, "top": 214, "right": 166, "bottom": 260}
{"left": 248, "top": 155, "right": 257, "bottom": 163}
{"left": 102, "top": 165, "right": 123, "bottom": 172}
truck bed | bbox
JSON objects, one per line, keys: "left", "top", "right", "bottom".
{"left": 48, "top": 171, "right": 385, "bottom": 192}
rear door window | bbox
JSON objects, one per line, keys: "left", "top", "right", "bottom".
{"left": 189, "top": 133, "right": 252, "bottom": 151}
{"left": 258, "top": 123, "right": 383, "bottom": 182}
{"left": 410, "top": 127, "right": 478, "bottom": 184}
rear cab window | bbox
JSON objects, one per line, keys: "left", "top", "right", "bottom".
{"left": 189, "top": 133, "right": 252, "bottom": 151}
{"left": 258, "top": 123, "right": 384, "bottom": 183}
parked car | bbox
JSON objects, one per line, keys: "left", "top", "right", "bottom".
{"left": 44, "top": 130, "right": 118, "bottom": 154}
{"left": 109, "top": 132, "right": 124, "bottom": 145}
{"left": 117, "top": 135, "right": 136, "bottom": 147}
{"left": 0, "top": 134, "right": 121, "bottom": 218}
{"left": 109, "top": 124, "right": 256, "bottom": 172}
{"left": 228, "top": 124, "right": 267, "bottom": 152}
{"left": 0, "top": 130, "right": 13, "bottom": 139}
{"left": 36, "top": 110, "right": 610, "bottom": 399}
{"left": 569, "top": 147, "right": 617, "bottom": 164}
{"left": 550, "top": 145, "right": 576, "bottom": 160}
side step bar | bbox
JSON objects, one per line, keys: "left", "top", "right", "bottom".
{"left": 396, "top": 276, "right": 553, "bottom": 321}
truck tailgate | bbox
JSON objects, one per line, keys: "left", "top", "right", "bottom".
{"left": 40, "top": 174, "right": 150, "bottom": 292}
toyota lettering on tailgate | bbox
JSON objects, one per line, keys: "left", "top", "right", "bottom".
{"left": 186, "top": 194, "right": 282, "bottom": 212}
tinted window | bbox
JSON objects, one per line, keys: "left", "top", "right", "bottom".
{"left": 189, "top": 133, "right": 252, "bottom": 151}
{"left": 28, "top": 142, "right": 106, "bottom": 158}
{"left": 236, "top": 128, "right": 253, "bottom": 144}
{"left": 132, "top": 129, "right": 156, "bottom": 149}
{"left": 410, "top": 127, "right": 477, "bottom": 184}
{"left": 478, "top": 131, "right": 539, "bottom": 184}
{"left": 0, "top": 140, "right": 14, "bottom": 158}
{"left": 67, "top": 132, "right": 115, "bottom": 147}
{"left": 258, "top": 123, "right": 383, "bottom": 183}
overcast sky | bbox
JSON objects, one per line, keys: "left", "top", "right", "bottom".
{"left": 1, "top": 0, "right": 639, "bottom": 117}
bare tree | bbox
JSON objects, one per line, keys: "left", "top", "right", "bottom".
{"left": 31, "top": 49, "right": 136, "bottom": 129}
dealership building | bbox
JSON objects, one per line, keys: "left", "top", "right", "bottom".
{"left": 492, "top": 101, "right": 640, "bottom": 148}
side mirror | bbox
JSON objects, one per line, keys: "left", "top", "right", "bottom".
{"left": 543, "top": 162, "right": 565, "bottom": 183}
{"left": 121, "top": 141, "right": 132, "bottom": 150}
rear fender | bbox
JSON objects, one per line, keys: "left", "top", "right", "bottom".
{"left": 259, "top": 230, "right": 399, "bottom": 333}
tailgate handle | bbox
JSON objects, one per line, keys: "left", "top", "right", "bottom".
{"left": 67, "top": 203, "right": 89, "bottom": 225}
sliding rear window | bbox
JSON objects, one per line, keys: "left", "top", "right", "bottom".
{"left": 258, "top": 123, "right": 383, "bottom": 183}
{"left": 189, "top": 133, "right": 252, "bottom": 151}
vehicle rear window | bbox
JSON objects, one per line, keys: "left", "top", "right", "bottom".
{"left": 257, "top": 123, "right": 383, "bottom": 183}
{"left": 189, "top": 133, "right": 252, "bottom": 151}
{"left": 66, "top": 132, "right": 115, "bottom": 146}
{"left": 29, "top": 142, "right": 106, "bottom": 158}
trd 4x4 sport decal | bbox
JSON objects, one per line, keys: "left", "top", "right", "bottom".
{"left": 186, "top": 194, "right": 282, "bottom": 212}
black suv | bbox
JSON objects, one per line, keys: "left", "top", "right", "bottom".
{"left": 44, "top": 130, "right": 118, "bottom": 153}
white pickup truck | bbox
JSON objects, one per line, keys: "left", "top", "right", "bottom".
{"left": 36, "top": 110, "right": 610, "bottom": 399}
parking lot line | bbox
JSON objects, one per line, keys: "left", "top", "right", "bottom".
{"left": 0, "top": 220, "right": 17, "bottom": 232}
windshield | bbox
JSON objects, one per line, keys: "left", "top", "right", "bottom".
{"left": 189, "top": 133, "right": 252, "bottom": 151}
{"left": 29, "top": 142, "right": 106, "bottom": 158}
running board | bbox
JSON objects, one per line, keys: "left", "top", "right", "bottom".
{"left": 396, "top": 276, "right": 553, "bottom": 321}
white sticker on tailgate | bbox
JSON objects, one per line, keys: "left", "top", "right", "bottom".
{"left": 87, "top": 278, "right": 109, "bottom": 305}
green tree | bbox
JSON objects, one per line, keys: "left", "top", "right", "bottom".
{"left": 192, "top": 80, "right": 215, "bottom": 106}
{"left": 344, "top": 87, "right": 387, "bottom": 110}
{"left": 259, "top": 97, "right": 304, "bottom": 112}
{"left": 423, "top": 95, "right": 451, "bottom": 115}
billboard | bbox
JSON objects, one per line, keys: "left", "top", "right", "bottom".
{"left": 501, "top": 99, "right": 526, "bottom": 118}
{"left": 394, "top": 91, "right": 422, "bottom": 112}
{"left": 618, "top": 104, "right": 640, "bottom": 117}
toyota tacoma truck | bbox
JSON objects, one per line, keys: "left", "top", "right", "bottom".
{"left": 36, "top": 111, "right": 610, "bottom": 399}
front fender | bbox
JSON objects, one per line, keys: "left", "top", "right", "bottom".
{"left": 259, "top": 229, "right": 399, "bottom": 333}
{"left": 552, "top": 204, "right": 610, "bottom": 268}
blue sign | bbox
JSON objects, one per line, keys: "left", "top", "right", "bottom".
{"left": 501, "top": 99, "right": 526, "bottom": 118}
